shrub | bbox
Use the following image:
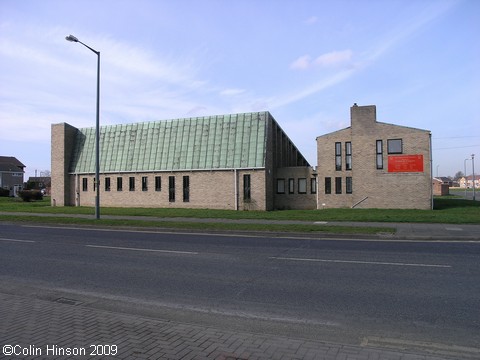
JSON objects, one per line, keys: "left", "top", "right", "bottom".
{"left": 18, "top": 190, "right": 43, "bottom": 202}
{"left": 0, "top": 188, "right": 9, "bottom": 197}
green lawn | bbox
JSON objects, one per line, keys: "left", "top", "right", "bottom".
{"left": 0, "top": 195, "right": 478, "bottom": 225}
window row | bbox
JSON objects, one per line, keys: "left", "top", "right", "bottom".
{"left": 324, "top": 177, "right": 352, "bottom": 194}
{"left": 335, "top": 142, "right": 352, "bottom": 171}
{"left": 80, "top": 174, "right": 253, "bottom": 203}
{"left": 276, "top": 178, "right": 317, "bottom": 195}
{"left": 81, "top": 176, "right": 190, "bottom": 202}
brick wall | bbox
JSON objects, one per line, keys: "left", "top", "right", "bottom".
{"left": 72, "top": 169, "right": 267, "bottom": 210}
{"left": 51, "top": 123, "right": 77, "bottom": 206}
{"left": 273, "top": 167, "right": 317, "bottom": 210}
{"left": 317, "top": 105, "right": 432, "bottom": 209}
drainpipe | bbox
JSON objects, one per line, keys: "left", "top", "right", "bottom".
{"left": 234, "top": 169, "right": 238, "bottom": 210}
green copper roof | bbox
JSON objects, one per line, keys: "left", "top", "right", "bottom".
{"left": 70, "top": 112, "right": 268, "bottom": 173}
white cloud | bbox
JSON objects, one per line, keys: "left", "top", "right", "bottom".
{"left": 290, "top": 50, "right": 353, "bottom": 70}
{"left": 314, "top": 50, "right": 353, "bottom": 67}
{"left": 220, "top": 88, "right": 246, "bottom": 96}
{"left": 290, "top": 55, "right": 312, "bottom": 70}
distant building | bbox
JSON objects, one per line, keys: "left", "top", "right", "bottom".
{"left": 0, "top": 156, "right": 25, "bottom": 196}
{"left": 51, "top": 112, "right": 316, "bottom": 210}
{"left": 316, "top": 104, "right": 432, "bottom": 209}
{"left": 432, "top": 178, "right": 449, "bottom": 196}
{"left": 460, "top": 175, "right": 480, "bottom": 189}
{"left": 27, "top": 176, "right": 52, "bottom": 195}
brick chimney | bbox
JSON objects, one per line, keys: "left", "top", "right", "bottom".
{"left": 351, "top": 104, "right": 377, "bottom": 134}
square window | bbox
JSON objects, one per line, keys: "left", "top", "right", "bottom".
{"left": 387, "top": 139, "right": 403, "bottom": 154}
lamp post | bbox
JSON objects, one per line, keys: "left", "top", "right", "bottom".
{"left": 464, "top": 158, "right": 470, "bottom": 199}
{"left": 66, "top": 35, "right": 100, "bottom": 219}
{"left": 472, "top": 154, "right": 476, "bottom": 201}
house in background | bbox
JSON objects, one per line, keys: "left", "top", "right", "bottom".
{"left": 52, "top": 111, "right": 316, "bottom": 210}
{"left": 0, "top": 156, "right": 25, "bottom": 196}
{"left": 316, "top": 104, "right": 432, "bottom": 210}
{"left": 460, "top": 175, "right": 480, "bottom": 189}
{"left": 27, "top": 176, "right": 52, "bottom": 195}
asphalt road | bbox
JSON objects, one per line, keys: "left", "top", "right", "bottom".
{"left": 1, "top": 223, "right": 479, "bottom": 351}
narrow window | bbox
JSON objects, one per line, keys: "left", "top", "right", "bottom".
{"left": 387, "top": 139, "right": 403, "bottom": 154}
{"left": 325, "top": 177, "right": 331, "bottom": 194}
{"left": 142, "top": 176, "right": 148, "bottom": 191}
{"left": 155, "top": 176, "right": 161, "bottom": 191}
{"left": 243, "top": 174, "right": 251, "bottom": 201}
{"left": 335, "top": 142, "right": 342, "bottom": 170}
{"left": 345, "top": 142, "right": 352, "bottom": 170}
{"left": 335, "top": 177, "right": 342, "bottom": 194}
{"left": 117, "top": 177, "right": 123, "bottom": 191}
{"left": 183, "top": 176, "right": 190, "bottom": 202}
{"left": 129, "top": 177, "right": 135, "bottom": 191}
{"left": 346, "top": 177, "right": 353, "bottom": 194}
{"left": 82, "top": 178, "right": 88, "bottom": 191}
{"left": 298, "top": 178, "right": 307, "bottom": 194}
{"left": 376, "top": 140, "right": 383, "bottom": 169}
{"left": 277, "top": 179, "right": 285, "bottom": 194}
{"left": 310, "top": 178, "right": 317, "bottom": 194}
{"left": 169, "top": 176, "right": 175, "bottom": 202}
{"left": 288, "top": 178, "right": 294, "bottom": 194}
{"left": 105, "top": 177, "right": 111, "bottom": 192}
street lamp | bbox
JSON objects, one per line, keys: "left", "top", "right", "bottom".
{"left": 66, "top": 34, "right": 101, "bottom": 219}
{"left": 464, "top": 158, "right": 470, "bottom": 199}
{"left": 472, "top": 154, "right": 476, "bottom": 201}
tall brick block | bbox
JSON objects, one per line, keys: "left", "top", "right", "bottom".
{"left": 316, "top": 104, "right": 432, "bottom": 210}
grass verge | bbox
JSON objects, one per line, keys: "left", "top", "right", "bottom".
{"left": 0, "top": 213, "right": 393, "bottom": 235}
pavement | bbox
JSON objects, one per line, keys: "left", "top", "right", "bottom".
{"left": 1, "top": 213, "right": 480, "bottom": 360}
{"left": 1, "top": 284, "right": 474, "bottom": 360}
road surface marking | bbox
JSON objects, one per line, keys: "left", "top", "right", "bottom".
{"left": 269, "top": 256, "right": 451, "bottom": 268}
{"left": 0, "top": 238, "right": 36, "bottom": 243}
{"left": 445, "top": 227, "right": 463, "bottom": 231}
{"left": 85, "top": 244, "right": 198, "bottom": 255}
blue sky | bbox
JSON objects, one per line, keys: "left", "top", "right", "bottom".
{"left": 0, "top": 0, "right": 478, "bottom": 180}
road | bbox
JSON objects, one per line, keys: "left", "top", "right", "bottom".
{"left": 1, "top": 223, "right": 479, "bottom": 353}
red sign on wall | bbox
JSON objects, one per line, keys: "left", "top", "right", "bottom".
{"left": 388, "top": 155, "right": 424, "bottom": 173}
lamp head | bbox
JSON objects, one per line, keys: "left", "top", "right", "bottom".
{"left": 65, "top": 35, "right": 79, "bottom": 42}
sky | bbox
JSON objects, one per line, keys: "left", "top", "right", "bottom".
{"left": 0, "top": 0, "right": 478, "bottom": 180}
